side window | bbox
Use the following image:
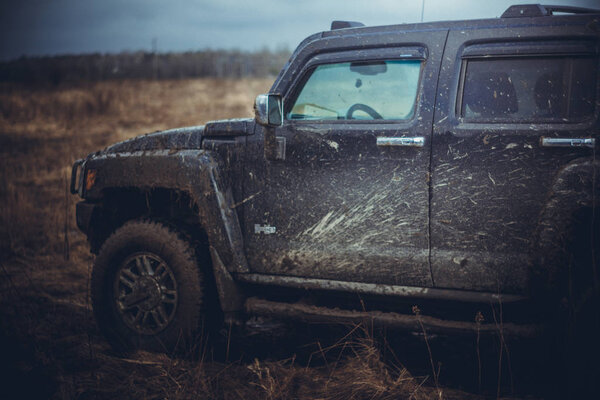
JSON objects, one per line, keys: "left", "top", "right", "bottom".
{"left": 459, "top": 56, "right": 597, "bottom": 122}
{"left": 288, "top": 60, "right": 422, "bottom": 121}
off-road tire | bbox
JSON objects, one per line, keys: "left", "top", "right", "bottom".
{"left": 545, "top": 214, "right": 600, "bottom": 398}
{"left": 91, "top": 220, "right": 205, "bottom": 353}
{"left": 561, "top": 218, "right": 600, "bottom": 398}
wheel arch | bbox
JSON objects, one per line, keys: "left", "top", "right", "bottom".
{"left": 532, "top": 156, "right": 600, "bottom": 295}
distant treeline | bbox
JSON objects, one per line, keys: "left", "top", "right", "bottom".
{"left": 0, "top": 48, "right": 291, "bottom": 84}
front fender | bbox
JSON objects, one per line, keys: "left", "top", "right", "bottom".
{"left": 84, "top": 149, "right": 248, "bottom": 274}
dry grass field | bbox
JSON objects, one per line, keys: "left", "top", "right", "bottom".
{"left": 1, "top": 79, "right": 532, "bottom": 399}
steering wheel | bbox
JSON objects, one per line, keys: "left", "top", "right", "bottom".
{"left": 346, "top": 103, "right": 383, "bottom": 120}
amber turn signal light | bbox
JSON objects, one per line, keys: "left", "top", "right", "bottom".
{"left": 85, "top": 169, "right": 97, "bottom": 191}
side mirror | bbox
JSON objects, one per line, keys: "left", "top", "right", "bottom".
{"left": 254, "top": 94, "right": 283, "bottom": 127}
{"left": 255, "top": 94, "right": 285, "bottom": 161}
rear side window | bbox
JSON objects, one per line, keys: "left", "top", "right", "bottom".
{"left": 459, "top": 56, "right": 597, "bottom": 122}
{"left": 288, "top": 60, "right": 422, "bottom": 121}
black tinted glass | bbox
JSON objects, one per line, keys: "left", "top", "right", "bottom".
{"left": 461, "top": 56, "right": 596, "bottom": 122}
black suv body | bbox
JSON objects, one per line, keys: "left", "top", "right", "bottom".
{"left": 71, "top": 4, "right": 600, "bottom": 349}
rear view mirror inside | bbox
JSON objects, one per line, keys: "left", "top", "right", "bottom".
{"left": 350, "top": 60, "right": 387, "bottom": 75}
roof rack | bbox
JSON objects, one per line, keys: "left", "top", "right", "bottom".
{"left": 501, "top": 4, "right": 600, "bottom": 18}
{"left": 331, "top": 20, "right": 365, "bottom": 30}
{"left": 330, "top": 4, "right": 598, "bottom": 29}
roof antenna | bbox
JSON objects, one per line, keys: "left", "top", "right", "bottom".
{"left": 420, "top": 0, "right": 425, "bottom": 22}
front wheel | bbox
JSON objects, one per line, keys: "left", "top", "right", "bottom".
{"left": 91, "top": 220, "right": 205, "bottom": 353}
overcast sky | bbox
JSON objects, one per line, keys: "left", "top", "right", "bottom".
{"left": 1, "top": 0, "right": 599, "bottom": 61}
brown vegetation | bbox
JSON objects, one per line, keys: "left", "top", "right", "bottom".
{"left": 1, "top": 79, "right": 499, "bottom": 399}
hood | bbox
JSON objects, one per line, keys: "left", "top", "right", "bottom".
{"left": 98, "top": 118, "right": 255, "bottom": 156}
{"left": 101, "top": 125, "right": 205, "bottom": 155}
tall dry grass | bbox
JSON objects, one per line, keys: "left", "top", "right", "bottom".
{"left": 0, "top": 79, "right": 486, "bottom": 399}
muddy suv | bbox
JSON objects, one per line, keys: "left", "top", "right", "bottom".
{"left": 71, "top": 4, "right": 599, "bottom": 353}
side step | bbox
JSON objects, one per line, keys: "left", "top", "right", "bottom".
{"left": 245, "top": 298, "right": 541, "bottom": 338}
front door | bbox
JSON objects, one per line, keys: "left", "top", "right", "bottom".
{"left": 243, "top": 34, "right": 446, "bottom": 286}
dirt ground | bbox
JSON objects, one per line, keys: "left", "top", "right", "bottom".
{"left": 0, "top": 79, "right": 546, "bottom": 399}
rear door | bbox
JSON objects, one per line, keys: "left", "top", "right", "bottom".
{"left": 430, "top": 25, "right": 599, "bottom": 294}
{"left": 242, "top": 30, "right": 447, "bottom": 286}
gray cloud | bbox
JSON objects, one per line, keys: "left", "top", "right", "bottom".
{"left": 1, "top": 0, "right": 598, "bottom": 60}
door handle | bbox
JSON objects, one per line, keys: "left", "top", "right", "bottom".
{"left": 376, "top": 137, "right": 425, "bottom": 147}
{"left": 540, "top": 137, "right": 595, "bottom": 148}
